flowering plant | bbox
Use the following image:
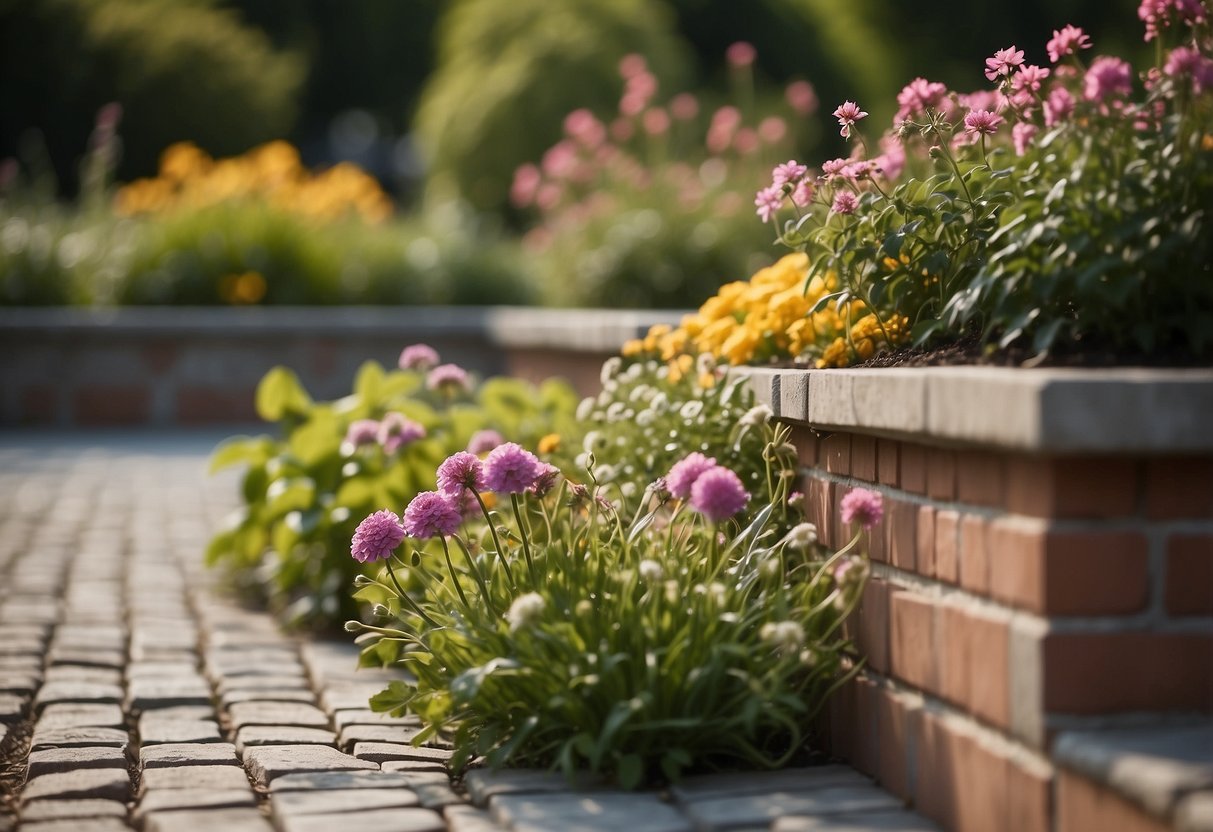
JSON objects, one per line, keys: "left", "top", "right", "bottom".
{"left": 351, "top": 427, "right": 875, "bottom": 787}
{"left": 206, "top": 345, "right": 577, "bottom": 629}
{"left": 752, "top": 5, "right": 1213, "bottom": 364}
{"left": 512, "top": 49, "right": 822, "bottom": 308}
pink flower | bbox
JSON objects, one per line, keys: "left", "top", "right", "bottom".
{"left": 1139, "top": 0, "right": 1206, "bottom": 42}
{"left": 733, "top": 127, "right": 759, "bottom": 155}
{"left": 839, "top": 487, "right": 883, "bottom": 530}
{"left": 1046, "top": 25, "right": 1092, "bottom": 63}
{"left": 351, "top": 510, "right": 405, "bottom": 563}
{"left": 832, "top": 101, "right": 868, "bottom": 138}
{"left": 437, "top": 451, "right": 486, "bottom": 496}
{"left": 528, "top": 463, "right": 561, "bottom": 497}
{"left": 1044, "top": 86, "right": 1075, "bottom": 126}
{"left": 1165, "top": 46, "right": 1213, "bottom": 92}
{"left": 831, "top": 191, "right": 858, "bottom": 215}
{"left": 670, "top": 93, "right": 699, "bottom": 120}
{"left": 785, "top": 80, "right": 818, "bottom": 115}
{"left": 689, "top": 466, "right": 749, "bottom": 522}
{"left": 758, "top": 116, "right": 788, "bottom": 144}
{"left": 643, "top": 107, "right": 671, "bottom": 136}
{"left": 1084, "top": 56, "right": 1133, "bottom": 101}
{"left": 510, "top": 164, "right": 541, "bottom": 208}
{"left": 873, "top": 136, "right": 906, "bottom": 181}
{"left": 1012, "top": 122, "right": 1038, "bottom": 156}
{"left": 666, "top": 452, "right": 717, "bottom": 500}
{"left": 563, "top": 109, "right": 606, "bottom": 149}
{"left": 754, "top": 185, "right": 783, "bottom": 224}
{"left": 466, "top": 429, "right": 504, "bottom": 455}
{"left": 1011, "top": 65, "right": 1051, "bottom": 96}
{"left": 771, "top": 160, "right": 807, "bottom": 188}
{"left": 426, "top": 363, "right": 470, "bottom": 393}
{"left": 791, "top": 179, "right": 815, "bottom": 207}
{"left": 398, "top": 343, "right": 439, "bottom": 371}
{"left": 344, "top": 419, "right": 380, "bottom": 448}
{"left": 618, "top": 53, "right": 647, "bottom": 80}
{"left": 726, "top": 41, "right": 756, "bottom": 67}
{"left": 377, "top": 412, "right": 426, "bottom": 454}
{"left": 985, "top": 46, "right": 1026, "bottom": 81}
{"left": 403, "top": 491, "right": 462, "bottom": 539}
{"left": 896, "top": 78, "right": 949, "bottom": 121}
{"left": 610, "top": 117, "right": 635, "bottom": 143}
{"left": 963, "top": 109, "right": 1004, "bottom": 136}
{"left": 483, "top": 442, "right": 543, "bottom": 494}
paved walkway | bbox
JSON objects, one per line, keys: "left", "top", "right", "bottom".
{"left": 0, "top": 431, "right": 937, "bottom": 832}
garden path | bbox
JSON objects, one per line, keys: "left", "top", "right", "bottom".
{"left": 0, "top": 430, "right": 938, "bottom": 832}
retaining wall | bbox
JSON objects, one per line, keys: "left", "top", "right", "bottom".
{"left": 0, "top": 308, "right": 679, "bottom": 426}
{"left": 742, "top": 366, "right": 1213, "bottom": 832}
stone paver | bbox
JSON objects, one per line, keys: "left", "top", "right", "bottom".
{"left": 243, "top": 744, "right": 379, "bottom": 786}
{"left": 0, "top": 434, "right": 938, "bottom": 832}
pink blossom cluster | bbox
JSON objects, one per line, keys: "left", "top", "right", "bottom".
{"left": 344, "top": 413, "right": 426, "bottom": 455}
{"left": 665, "top": 453, "right": 749, "bottom": 522}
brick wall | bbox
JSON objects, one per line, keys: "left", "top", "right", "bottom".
{"left": 794, "top": 426, "right": 1213, "bottom": 832}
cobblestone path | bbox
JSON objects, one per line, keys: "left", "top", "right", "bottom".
{"left": 0, "top": 432, "right": 937, "bottom": 832}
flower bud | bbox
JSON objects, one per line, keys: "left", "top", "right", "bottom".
{"left": 353, "top": 574, "right": 373, "bottom": 587}
{"left": 372, "top": 604, "right": 389, "bottom": 618}
{"left": 343, "top": 620, "right": 364, "bottom": 632}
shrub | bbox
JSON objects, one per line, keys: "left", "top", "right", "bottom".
{"left": 751, "top": 7, "right": 1213, "bottom": 364}
{"left": 206, "top": 349, "right": 578, "bottom": 630}
{"left": 414, "top": 0, "right": 692, "bottom": 211}
{"left": 513, "top": 52, "right": 821, "bottom": 308}
{"left": 352, "top": 427, "right": 876, "bottom": 786}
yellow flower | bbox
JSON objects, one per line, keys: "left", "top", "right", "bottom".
{"left": 538, "top": 434, "right": 561, "bottom": 455}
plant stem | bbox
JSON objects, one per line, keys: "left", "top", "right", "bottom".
{"left": 473, "top": 489, "right": 515, "bottom": 588}
{"left": 438, "top": 536, "right": 471, "bottom": 612}
{"left": 452, "top": 534, "right": 496, "bottom": 615}
{"left": 384, "top": 558, "right": 438, "bottom": 627}
{"left": 511, "top": 493, "right": 538, "bottom": 583}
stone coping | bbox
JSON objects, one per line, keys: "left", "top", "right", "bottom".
{"left": 1053, "top": 724, "right": 1213, "bottom": 827}
{"left": 739, "top": 365, "right": 1213, "bottom": 454}
{"left": 0, "top": 306, "right": 685, "bottom": 354}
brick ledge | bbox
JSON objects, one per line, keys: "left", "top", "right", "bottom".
{"left": 739, "top": 366, "right": 1213, "bottom": 454}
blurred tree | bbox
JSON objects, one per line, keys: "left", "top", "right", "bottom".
{"left": 414, "top": 0, "right": 692, "bottom": 211}
{"left": 0, "top": 0, "right": 302, "bottom": 191}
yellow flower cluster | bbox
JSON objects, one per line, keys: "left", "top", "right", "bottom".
{"left": 624, "top": 253, "right": 909, "bottom": 369}
{"left": 115, "top": 141, "right": 392, "bottom": 224}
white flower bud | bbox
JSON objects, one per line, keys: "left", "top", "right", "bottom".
{"left": 761, "top": 620, "right": 806, "bottom": 653}
{"left": 506, "top": 592, "right": 546, "bottom": 632}
{"left": 739, "top": 404, "right": 773, "bottom": 427}
{"left": 783, "top": 522, "right": 819, "bottom": 551}
{"left": 638, "top": 559, "right": 663, "bottom": 582}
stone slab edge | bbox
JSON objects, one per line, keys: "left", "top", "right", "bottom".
{"left": 739, "top": 366, "right": 1213, "bottom": 453}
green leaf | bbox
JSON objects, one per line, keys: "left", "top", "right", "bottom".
{"left": 369, "top": 680, "right": 414, "bottom": 714}
{"left": 209, "top": 435, "right": 272, "bottom": 474}
{"left": 354, "top": 360, "right": 386, "bottom": 404}
{"left": 256, "top": 367, "right": 313, "bottom": 422}
{"left": 616, "top": 754, "right": 643, "bottom": 790}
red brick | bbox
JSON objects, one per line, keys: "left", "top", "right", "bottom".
{"left": 887, "top": 499, "right": 918, "bottom": 572}
{"left": 956, "top": 450, "right": 1005, "bottom": 507}
{"left": 875, "top": 688, "right": 920, "bottom": 802}
{"left": 959, "top": 515, "right": 990, "bottom": 594}
{"left": 73, "top": 385, "right": 150, "bottom": 426}
{"left": 1057, "top": 770, "right": 1170, "bottom": 832}
{"left": 21, "top": 385, "right": 58, "bottom": 424}
{"left": 939, "top": 605, "right": 1011, "bottom": 729}
{"left": 790, "top": 425, "right": 820, "bottom": 468}
{"left": 1146, "top": 457, "right": 1213, "bottom": 520}
{"left": 877, "top": 439, "right": 900, "bottom": 487}
{"left": 889, "top": 590, "right": 938, "bottom": 692}
{"left": 914, "top": 712, "right": 1050, "bottom": 832}
{"left": 900, "top": 443, "right": 927, "bottom": 494}
{"left": 823, "top": 434, "right": 851, "bottom": 476}
{"left": 1043, "top": 632, "right": 1213, "bottom": 713}
{"left": 935, "top": 510, "right": 960, "bottom": 584}
{"left": 176, "top": 386, "right": 259, "bottom": 424}
{"left": 140, "top": 340, "right": 179, "bottom": 375}
{"left": 987, "top": 523, "right": 1149, "bottom": 615}
{"left": 855, "top": 579, "right": 890, "bottom": 675}
{"left": 926, "top": 448, "right": 957, "bottom": 500}
{"left": 806, "top": 476, "right": 835, "bottom": 549}
{"left": 310, "top": 338, "right": 339, "bottom": 378}
{"left": 1006, "top": 456, "right": 1139, "bottom": 518}
{"left": 916, "top": 505, "right": 936, "bottom": 578}
{"left": 850, "top": 435, "right": 877, "bottom": 483}
{"left": 830, "top": 675, "right": 880, "bottom": 778}
{"left": 1166, "top": 535, "right": 1213, "bottom": 616}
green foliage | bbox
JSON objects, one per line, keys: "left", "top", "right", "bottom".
{"left": 207, "top": 357, "right": 578, "bottom": 631}
{"left": 415, "top": 0, "right": 691, "bottom": 211}
{"left": 356, "top": 417, "right": 868, "bottom": 785}
{"left": 0, "top": 0, "right": 303, "bottom": 187}
{"left": 576, "top": 357, "right": 780, "bottom": 520}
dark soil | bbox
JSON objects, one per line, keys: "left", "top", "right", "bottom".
{"left": 782, "top": 332, "right": 1211, "bottom": 370}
